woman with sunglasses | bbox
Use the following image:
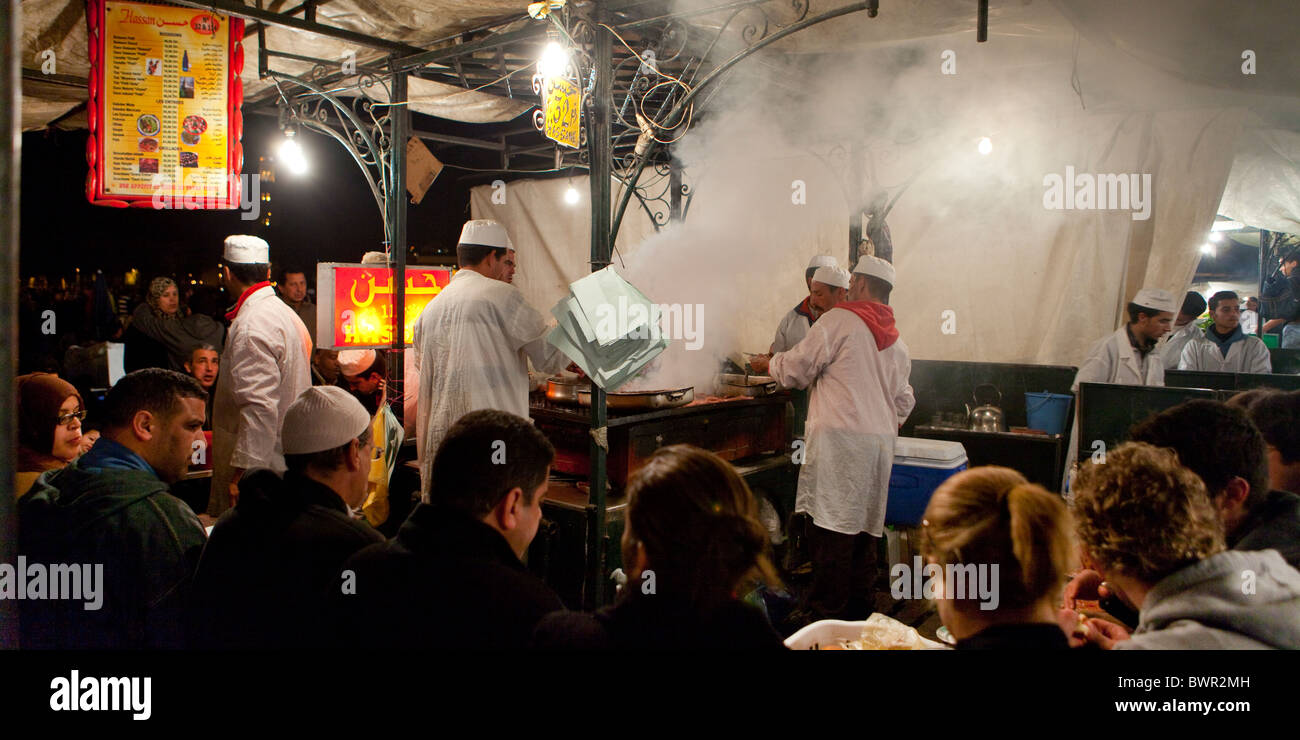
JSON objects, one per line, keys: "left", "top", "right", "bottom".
{"left": 15, "top": 373, "right": 85, "bottom": 498}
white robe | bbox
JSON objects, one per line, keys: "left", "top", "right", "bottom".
{"left": 1064, "top": 325, "right": 1164, "bottom": 493}
{"left": 210, "top": 285, "right": 313, "bottom": 516}
{"left": 1179, "top": 332, "right": 1272, "bottom": 374}
{"left": 413, "top": 269, "right": 568, "bottom": 494}
{"left": 768, "top": 308, "right": 915, "bottom": 537}
{"left": 771, "top": 300, "right": 814, "bottom": 353}
{"left": 1158, "top": 322, "right": 1203, "bottom": 370}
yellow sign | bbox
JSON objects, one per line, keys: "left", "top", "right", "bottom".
{"left": 99, "top": 1, "right": 233, "bottom": 202}
{"left": 543, "top": 77, "right": 580, "bottom": 149}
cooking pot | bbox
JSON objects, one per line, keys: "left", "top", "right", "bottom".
{"left": 546, "top": 374, "right": 591, "bottom": 404}
{"left": 578, "top": 386, "right": 694, "bottom": 411}
{"left": 968, "top": 383, "right": 1006, "bottom": 432}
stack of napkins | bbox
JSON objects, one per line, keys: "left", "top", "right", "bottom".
{"left": 547, "top": 266, "right": 669, "bottom": 391}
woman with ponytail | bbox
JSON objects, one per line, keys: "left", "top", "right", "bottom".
{"left": 533, "top": 445, "right": 786, "bottom": 649}
{"left": 919, "top": 466, "right": 1077, "bottom": 649}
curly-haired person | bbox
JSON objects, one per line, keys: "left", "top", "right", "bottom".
{"left": 1069, "top": 442, "right": 1300, "bottom": 650}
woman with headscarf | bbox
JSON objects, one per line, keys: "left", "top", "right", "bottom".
{"left": 125, "top": 277, "right": 224, "bottom": 371}
{"left": 16, "top": 373, "right": 85, "bottom": 497}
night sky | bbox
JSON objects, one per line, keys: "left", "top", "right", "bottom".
{"left": 19, "top": 111, "right": 522, "bottom": 285}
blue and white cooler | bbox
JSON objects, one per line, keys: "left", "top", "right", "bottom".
{"left": 885, "top": 437, "right": 969, "bottom": 527}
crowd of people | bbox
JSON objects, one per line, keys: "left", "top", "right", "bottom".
{"left": 10, "top": 223, "right": 1300, "bottom": 651}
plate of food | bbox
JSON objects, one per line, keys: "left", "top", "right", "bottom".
{"left": 138, "top": 137, "right": 159, "bottom": 153}
{"left": 179, "top": 151, "right": 198, "bottom": 168}
{"left": 182, "top": 114, "right": 207, "bottom": 135}
{"left": 138, "top": 158, "right": 159, "bottom": 174}
{"left": 785, "top": 614, "right": 949, "bottom": 650}
{"left": 181, "top": 130, "right": 200, "bottom": 146}
{"left": 137, "top": 114, "right": 160, "bottom": 136}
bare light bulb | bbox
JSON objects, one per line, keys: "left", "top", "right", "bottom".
{"left": 279, "top": 132, "right": 308, "bottom": 175}
{"left": 564, "top": 186, "right": 580, "bottom": 205}
{"left": 977, "top": 137, "right": 993, "bottom": 156}
{"left": 539, "top": 42, "right": 570, "bottom": 79}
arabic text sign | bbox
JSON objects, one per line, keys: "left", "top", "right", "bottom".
{"left": 543, "top": 77, "right": 580, "bottom": 149}
{"left": 88, "top": 0, "right": 243, "bottom": 207}
{"left": 329, "top": 265, "right": 453, "bottom": 348}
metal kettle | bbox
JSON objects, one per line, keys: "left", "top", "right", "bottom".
{"left": 968, "top": 383, "right": 1006, "bottom": 432}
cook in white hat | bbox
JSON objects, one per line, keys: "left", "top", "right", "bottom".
{"left": 850, "top": 255, "right": 896, "bottom": 304}
{"left": 209, "top": 232, "right": 314, "bottom": 518}
{"left": 771, "top": 256, "right": 842, "bottom": 355}
{"left": 410, "top": 219, "right": 572, "bottom": 493}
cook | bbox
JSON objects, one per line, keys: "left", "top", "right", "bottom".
{"left": 209, "top": 235, "right": 313, "bottom": 516}
{"left": 750, "top": 257, "right": 914, "bottom": 625}
{"left": 412, "top": 220, "right": 571, "bottom": 494}
{"left": 771, "top": 255, "right": 839, "bottom": 437}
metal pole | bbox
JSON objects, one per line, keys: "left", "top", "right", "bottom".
{"left": 668, "top": 152, "right": 682, "bottom": 223}
{"left": 389, "top": 66, "right": 409, "bottom": 425}
{"left": 1, "top": 0, "right": 21, "bottom": 648}
{"left": 848, "top": 141, "right": 862, "bottom": 267}
{"left": 586, "top": 11, "right": 613, "bottom": 610}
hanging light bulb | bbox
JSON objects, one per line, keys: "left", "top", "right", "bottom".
{"left": 278, "top": 128, "right": 308, "bottom": 175}
{"left": 977, "top": 137, "right": 993, "bottom": 155}
{"left": 564, "top": 185, "right": 580, "bottom": 205}
{"left": 538, "top": 41, "right": 570, "bottom": 79}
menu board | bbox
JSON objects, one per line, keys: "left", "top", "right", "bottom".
{"left": 316, "top": 264, "right": 455, "bottom": 349}
{"left": 85, "top": 0, "right": 245, "bottom": 208}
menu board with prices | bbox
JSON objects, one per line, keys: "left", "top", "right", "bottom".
{"left": 316, "top": 264, "right": 456, "bottom": 349}
{"left": 85, "top": 0, "right": 245, "bottom": 208}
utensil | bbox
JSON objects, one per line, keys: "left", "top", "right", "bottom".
{"left": 715, "top": 373, "right": 778, "bottom": 398}
{"left": 968, "top": 383, "right": 1005, "bottom": 432}
{"left": 578, "top": 386, "right": 694, "bottom": 410}
{"left": 545, "top": 374, "right": 591, "bottom": 404}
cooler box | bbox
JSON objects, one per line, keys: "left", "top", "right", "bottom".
{"left": 886, "top": 437, "right": 968, "bottom": 526}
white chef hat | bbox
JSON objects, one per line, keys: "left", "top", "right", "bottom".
{"left": 806, "top": 255, "right": 838, "bottom": 270}
{"left": 223, "top": 235, "right": 270, "bottom": 264}
{"left": 360, "top": 251, "right": 388, "bottom": 265}
{"left": 337, "top": 349, "right": 377, "bottom": 377}
{"left": 853, "top": 255, "right": 896, "bottom": 287}
{"left": 282, "top": 386, "right": 372, "bottom": 455}
{"left": 1132, "top": 288, "right": 1177, "bottom": 314}
{"left": 811, "top": 265, "right": 851, "bottom": 290}
{"left": 458, "top": 220, "right": 514, "bottom": 251}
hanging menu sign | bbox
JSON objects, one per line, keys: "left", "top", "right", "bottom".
{"left": 85, "top": 0, "right": 245, "bottom": 208}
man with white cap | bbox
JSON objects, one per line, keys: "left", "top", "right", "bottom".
{"left": 338, "top": 348, "right": 405, "bottom": 530}
{"left": 750, "top": 254, "right": 915, "bottom": 625}
{"left": 193, "top": 386, "right": 383, "bottom": 648}
{"left": 771, "top": 255, "right": 839, "bottom": 354}
{"left": 209, "top": 235, "right": 313, "bottom": 517}
{"left": 1178, "top": 290, "right": 1272, "bottom": 374}
{"left": 412, "top": 219, "right": 570, "bottom": 494}
{"left": 1071, "top": 287, "right": 1177, "bottom": 392}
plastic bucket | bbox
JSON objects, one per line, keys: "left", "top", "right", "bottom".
{"left": 1025, "top": 391, "right": 1071, "bottom": 435}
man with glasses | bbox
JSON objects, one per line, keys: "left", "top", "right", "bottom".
{"left": 1178, "top": 290, "right": 1272, "bottom": 374}
{"left": 192, "top": 386, "right": 384, "bottom": 648}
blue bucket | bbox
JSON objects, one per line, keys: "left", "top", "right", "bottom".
{"left": 1025, "top": 391, "right": 1071, "bottom": 435}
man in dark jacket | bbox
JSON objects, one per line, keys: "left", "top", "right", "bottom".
{"left": 1130, "top": 400, "right": 1300, "bottom": 568}
{"left": 337, "top": 409, "right": 563, "bottom": 649}
{"left": 192, "top": 385, "right": 382, "bottom": 648}
{"left": 18, "top": 369, "right": 208, "bottom": 649}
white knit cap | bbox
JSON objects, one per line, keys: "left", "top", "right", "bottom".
{"left": 458, "top": 220, "right": 514, "bottom": 250}
{"left": 337, "top": 349, "right": 377, "bottom": 377}
{"left": 811, "top": 265, "right": 851, "bottom": 290}
{"left": 1132, "top": 288, "right": 1178, "bottom": 314}
{"left": 282, "top": 386, "right": 371, "bottom": 455}
{"left": 853, "top": 255, "right": 896, "bottom": 287}
{"left": 360, "top": 251, "right": 387, "bottom": 265}
{"left": 806, "top": 255, "right": 837, "bottom": 270}
{"left": 223, "top": 235, "right": 270, "bottom": 264}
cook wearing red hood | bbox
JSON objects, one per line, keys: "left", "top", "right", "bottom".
{"left": 751, "top": 255, "right": 915, "bottom": 626}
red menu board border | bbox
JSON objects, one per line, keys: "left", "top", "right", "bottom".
{"left": 84, "top": 0, "right": 245, "bottom": 208}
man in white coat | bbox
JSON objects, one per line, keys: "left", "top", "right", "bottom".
{"left": 771, "top": 255, "right": 838, "bottom": 353}
{"left": 209, "top": 235, "right": 313, "bottom": 516}
{"left": 412, "top": 220, "right": 570, "bottom": 495}
{"left": 1179, "top": 291, "right": 1272, "bottom": 374}
{"left": 751, "top": 257, "right": 914, "bottom": 623}
{"left": 1063, "top": 288, "right": 1177, "bottom": 493}
{"left": 1158, "top": 291, "right": 1207, "bottom": 370}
